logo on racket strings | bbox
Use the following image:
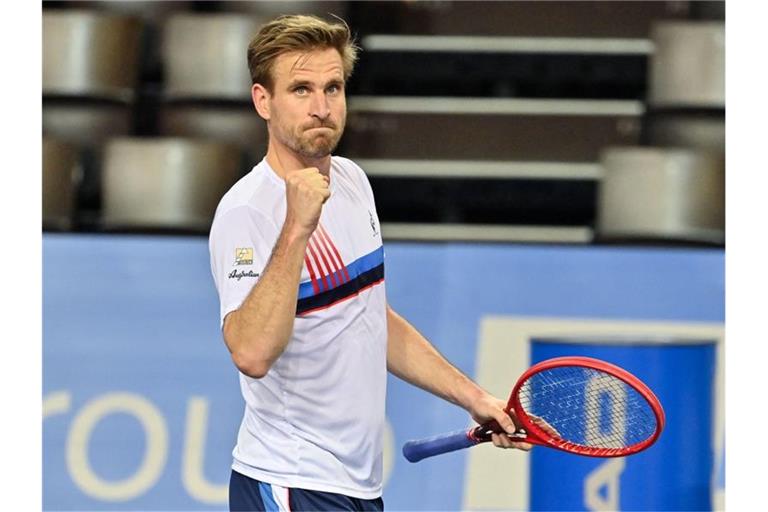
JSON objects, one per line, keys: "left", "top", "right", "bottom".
{"left": 584, "top": 374, "right": 627, "bottom": 448}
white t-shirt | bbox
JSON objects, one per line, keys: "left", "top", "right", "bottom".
{"left": 208, "top": 156, "right": 388, "bottom": 499}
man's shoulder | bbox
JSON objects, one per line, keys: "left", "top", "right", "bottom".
{"left": 331, "top": 155, "right": 371, "bottom": 188}
{"left": 331, "top": 155, "right": 365, "bottom": 175}
{"left": 215, "top": 164, "right": 275, "bottom": 218}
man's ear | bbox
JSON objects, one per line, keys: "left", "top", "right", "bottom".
{"left": 252, "top": 83, "right": 271, "bottom": 121}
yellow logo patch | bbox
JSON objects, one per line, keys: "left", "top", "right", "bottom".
{"left": 234, "top": 247, "right": 253, "bottom": 266}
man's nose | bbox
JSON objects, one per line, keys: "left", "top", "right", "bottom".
{"left": 309, "top": 92, "right": 330, "bottom": 120}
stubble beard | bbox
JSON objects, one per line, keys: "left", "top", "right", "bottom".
{"left": 275, "top": 118, "right": 345, "bottom": 160}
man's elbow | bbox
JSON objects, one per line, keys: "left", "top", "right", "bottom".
{"left": 223, "top": 317, "right": 272, "bottom": 378}
{"left": 231, "top": 350, "right": 271, "bottom": 379}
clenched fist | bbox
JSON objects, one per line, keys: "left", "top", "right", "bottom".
{"left": 284, "top": 167, "right": 331, "bottom": 237}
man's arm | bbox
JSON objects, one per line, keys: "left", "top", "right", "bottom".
{"left": 222, "top": 168, "right": 329, "bottom": 378}
{"left": 386, "top": 305, "right": 532, "bottom": 450}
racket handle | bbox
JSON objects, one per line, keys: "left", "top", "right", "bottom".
{"left": 402, "top": 429, "right": 479, "bottom": 463}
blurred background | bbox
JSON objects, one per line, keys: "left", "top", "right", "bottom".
{"left": 42, "top": 1, "right": 725, "bottom": 511}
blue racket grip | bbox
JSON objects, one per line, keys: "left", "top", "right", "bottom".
{"left": 403, "top": 429, "right": 479, "bottom": 463}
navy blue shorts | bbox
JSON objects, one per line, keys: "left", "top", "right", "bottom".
{"left": 229, "top": 470, "right": 384, "bottom": 511}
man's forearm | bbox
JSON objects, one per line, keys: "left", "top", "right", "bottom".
{"left": 223, "top": 223, "right": 309, "bottom": 378}
{"left": 386, "top": 306, "right": 485, "bottom": 411}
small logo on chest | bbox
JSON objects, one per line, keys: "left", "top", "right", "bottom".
{"left": 234, "top": 247, "right": 253, "bottom": 266}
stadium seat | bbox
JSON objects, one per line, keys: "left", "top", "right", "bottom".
{"left": 158, "top": 104, "right": 267, "bottom": 161}
{"left": 42, "top": 101, "right": 134, "bottom": 230}
{"left": 43, "top": 138, "right": 81, "bottom": 230}
{"left": 159, "top": 12, "right": 272, "bottom": 160}
{"left": 644, "top": 20, "right": 724, "bottom": 187}
{"left": 101, "top": 138, "right": 243, "bottom": 231}
{"left": 162, "top": 13, "right": 264, "bottom": 101}
{"left": 43, "top": 103, "right": 133, "bottom": 149}
{"left": 596, "top": 147, "right": 724, "bottom": 243}
{"left": 43, "top": 10, "right": 143, "bottom": 101}
{"left": 64, "top": 1, "right": 194, "bottom": 85}
{"left": 649, "top": 21, "right": 725, "bottom": 108}
{"left": 42, "top": 8, "right": 142, "bottom": 211}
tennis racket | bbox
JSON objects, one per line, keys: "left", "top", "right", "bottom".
{"left": 403, "top": 356, "right": 665, "bottom": 462}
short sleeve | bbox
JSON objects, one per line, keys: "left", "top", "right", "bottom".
{"left": 209, "top": 205, "right": 278, "bottom": 328}
{"left": 350, "top": 160, "right": 378, "bottom": 211}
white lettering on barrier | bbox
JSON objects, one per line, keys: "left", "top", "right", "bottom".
{"left": 45, "top": 391, "right": 398, "bottom": 505}
{"left": 584, "top": 458, "right": 626, "bottom": 511}
{"left": 182, "top": 396, "right": 228, "bottom": 504}
{"left": 65, "top": 392, "right": 168, "bottom": 501}
{"left": 43, "top": 391, "right": 71, "bottom": 418}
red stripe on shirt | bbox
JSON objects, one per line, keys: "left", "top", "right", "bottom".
{"left": 311, "top": 233, "right": 338, "bottom": 289}
{"left": 316, "top": 225, "right": 345, "bottom": 283}
{"left": 319, "top": 224, "right": 351, "bottom": 283}
{"left": 306, "top": 238, "right": 331, "bottom": 291}
{"left": 315, "top": 228, "right": 344, "bottom": 286}
{"left": 303, "top": 255, "right": 320, "bottom": 294}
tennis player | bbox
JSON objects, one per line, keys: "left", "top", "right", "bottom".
{"left": 209, "top": 14, "right": 531, "bottom": 512}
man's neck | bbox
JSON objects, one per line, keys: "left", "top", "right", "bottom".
{"left": 266, "top": 142, "right": 332, "bottom": 180}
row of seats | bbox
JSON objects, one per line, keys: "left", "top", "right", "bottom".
{"left": 43, "top": 8, "right": 725, "bottom": 106}
{"left": 43, "top": 137, "right": 243, "bottom": 232}
{"left": 43, "top": 136, "right": 725, "bottom": 243}
{"left": 42, "top": 10, "right": 724, "bottom": 160}
{"left": 42, "top": 2, "right": 725, "bottom": 243}
{"left": 42, "top": 6, "right": 346, "bottom": 102}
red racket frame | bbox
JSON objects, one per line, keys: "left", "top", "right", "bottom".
{"left": 500, "top": 356, "right": 666, "bottom": 457}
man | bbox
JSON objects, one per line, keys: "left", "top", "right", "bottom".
{"left": 209, "top": 14, "right": 531, "bottom": 512}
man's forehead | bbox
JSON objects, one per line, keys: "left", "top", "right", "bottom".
{"left": 274, "top": 49, "right": 344, "bottom": 80}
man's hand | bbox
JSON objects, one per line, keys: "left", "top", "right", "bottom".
{"left": 284, "top": 167, "right": 331, "bottom": 237}
{"left": 468, "top": 393, "right": 533, "bottom": 451}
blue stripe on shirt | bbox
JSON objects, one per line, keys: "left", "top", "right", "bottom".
{"left": 298, "top": 245, "right": 384, "bottom": 299}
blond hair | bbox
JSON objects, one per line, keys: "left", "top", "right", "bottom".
{"left": 247, "top": 14, "right": 360, "bottom": 92}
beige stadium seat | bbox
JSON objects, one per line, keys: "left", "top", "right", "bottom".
{"left": 101, "top": 138, "right": 243, "bottom": 231}
{"left": 64, "top": 1, "right": 194, "bottom": 81}
{"left": 162, "top": 13, "right": 265, "bottom": 101}
{"left": 43, "top": 138, "right": 82, "bottom": 230}
{"left": 649, "top": 21, "right": 725, "bottom": 108}
{"left": 597, "top": 147, "right": 724, "bottom": 243}
{"left": 43, "top": 10, "right": 143, "bottom": 101}
{"left": 158, "top": 104, "right": 268, "bottom": 159}
{"left": 43, "top": 103, "right": 133, "bottom": 149}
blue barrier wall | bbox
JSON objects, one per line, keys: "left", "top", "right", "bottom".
{"left": 43, "top": 234, "right": 724, "bottom": 510}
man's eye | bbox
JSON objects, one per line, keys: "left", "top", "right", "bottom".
{"left": 327, "top": 84, "right": 340, "bottom": 94}
{"left": 294, "top": 86, "right": 309, "bottom": 95}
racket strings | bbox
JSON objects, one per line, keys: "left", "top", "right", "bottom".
{"left": 519, "top": 366, "right": 657, "bottom": 449}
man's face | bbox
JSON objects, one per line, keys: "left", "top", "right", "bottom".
{"left": 265, "top": 48, "right": 347, "bottom": 159}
